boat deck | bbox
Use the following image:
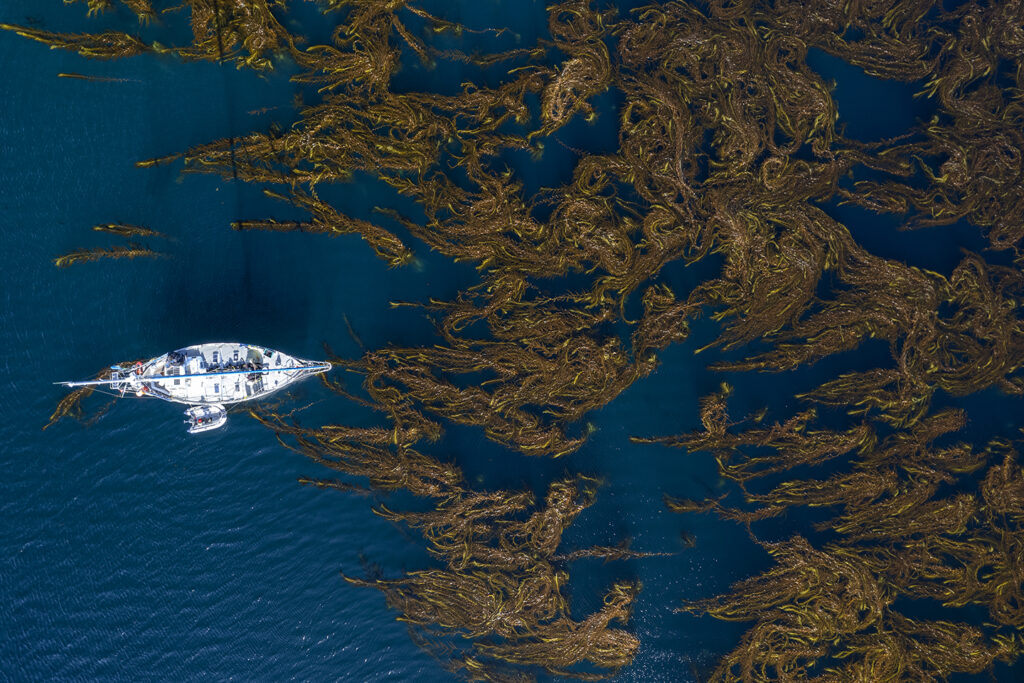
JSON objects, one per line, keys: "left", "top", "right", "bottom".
{"left": 138, "top": 342, "right": 324, "bottom": 405}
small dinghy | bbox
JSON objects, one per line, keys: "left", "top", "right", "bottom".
{"left": 58, "top": 342, "right": 331, "bottom": 433}
{"left": 185, "top": 404, "right": 227, "bottom": 434}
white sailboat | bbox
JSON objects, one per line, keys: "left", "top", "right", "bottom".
{"left": 58, "top": 342, "right": 331, "bottom": 433}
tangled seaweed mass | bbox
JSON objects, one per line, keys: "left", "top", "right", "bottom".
{"left": 12, "top": 0, "right": 1024, "bottom": 680}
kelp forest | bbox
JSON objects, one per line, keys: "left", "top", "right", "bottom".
{"left": 12, "top": 0, "right": 1024, "bottom": 680}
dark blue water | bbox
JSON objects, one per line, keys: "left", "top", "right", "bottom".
{"left": 1, "top": 3, "right": 1018, "bottom": 682}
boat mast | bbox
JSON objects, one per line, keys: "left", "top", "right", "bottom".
{"left": 56, "top": 378, "right": 129, "bottom": 388}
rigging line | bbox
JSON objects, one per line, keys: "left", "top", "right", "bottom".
{"left": 212, "top": 0, "right": 240, "bottom": 181}
{"left": 210, "top": 0, "right": 265, "bottom": 183}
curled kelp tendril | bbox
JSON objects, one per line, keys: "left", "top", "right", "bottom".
{"left": 532, "top": 1, "right": 616, "bottom": 138}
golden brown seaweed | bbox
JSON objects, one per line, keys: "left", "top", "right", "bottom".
{"left": 53, "top": 245, "right": 165, "bottom": 268}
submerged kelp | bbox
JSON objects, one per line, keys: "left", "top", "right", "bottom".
{"left": 18, "top": 0, "right": 1024, "bottom": 680}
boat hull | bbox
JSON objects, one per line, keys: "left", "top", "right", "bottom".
{"left": 126, "top": 342, "right": 330, "bottom": 406}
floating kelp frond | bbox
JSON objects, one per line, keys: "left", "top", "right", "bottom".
{"left": 18, "top": 1, "right": 299, "bottom": 67}
{"left": 64, "top": 0, "right": 114, "bottom": 17}
{"left": 554, "top": 540, "right": 669, "bottom": 563}
{"left": 53, "top": 245, "right": 165, "bottom": 268}
{"left": 259, "top": 394, "right": 644, "bottom": 680}
{"left": 471, "top": 582, "right": 640, "bottom": 675}
{"left": 163, "top": 0, "right": 301, "bottom": 69}
{"left": 92, "top": 223, "right": 169, "bottom": 240}
{"left": 57, "top": 72, "right": 142, "bottom": 83}
{"left": 642, "top": 406, "right": 876, "bottom": 486}
{"left": 64, "top": 0, "right": 155, "bottom": 23}
{"left": 706, "top": 246, "right": 1024, "bottom": 426}
{"left": 293, "top": 0, "right": 463, "bottom": 91}
{"left": 350, "top": 337, "right": 649, "bottom": 457}
{"left": 685, "top": 535, "right": 1021, "bottom": 682}
{"left": 533, "top": 1, "right": 615, "bottom": 137}
{"left": 251, "top": 408, "right": 454, "bottom": 496}
{"left": 44, "top": 364, "right": 136, "bottom": 430}
{"left": 343, "top": 477, "right": 641, "bottom": 680}
{"left": 660, "top": 382, "right": 1022, "bottom": 679}
{"left": 232, "top": 188, "right": 413, "bottom": 267}
{"left": 297, "top": 476, "right": 372, "bottom": 496}
{"left": 120, "top": 0, "right": 156, "bottom": 23}
{"left": 134, "top": 152, "right": 183, "bottom": 168}
{"left": 0, "top": 23, "right": 152, "bottom": 59}
{"left": 826, "top": 1, "right": 1024, "bottom": 252}
{"left": 44, "top": 385, "right": 96, "bottom": 430}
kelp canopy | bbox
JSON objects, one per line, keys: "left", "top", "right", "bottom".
{"left": 13, "top": 0, "right": 1024, "bottom": 680}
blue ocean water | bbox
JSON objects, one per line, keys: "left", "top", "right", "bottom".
{"left": 0, "top": 2, "right": 1019, "bottom": 682}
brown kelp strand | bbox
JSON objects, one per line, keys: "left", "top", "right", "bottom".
{"left": 162, "top": 0, "right": 301, "bottom": 69}
{"left": 257, "top": 401, "right": 642, "bottom": 680}
{"left": 65, "top": 0, "right": 116, "bottom": 17}
{"left": 0, "top": 24, "right": 152, "bottom": 59}
{"left": 831, "top": 1, "right": 1024, "bottom": 251}
{"left": 345, "top": 332, "right": 663, "bottom": 457}
{"left": 64, "top": 0, "right": 156, "bottom": 23}
{"left": 261, "top": 331, "right": 644, "bottom": 679}
{"left": 296, "top": 476, "right": 373, "bottom": 497}
{"left": 53, "top": 245, "right": 165, "bottom": 268}
{"left": 346, "top": 494, "right": 641, "bottom": 679}
{"left": 92, "top": 223, "right": 169, "bottom": 240}
{"left": 4, "top": 2, "right": 297, "bottom": 67}
{"left": 684, "top": 536, "right": 1021, "bottom": 682}
{"left": 251, "top": 409, "right": 455, "bottom": 497}
{"left": 533, "top": 1, "right": 615, "bottom": 138}
{"left": 669, "top": 402, "right": 1024, "bottom": 674}
{"left": 627, "top": 5, "right": 1024, "bottom": 677}
{"left": 658, "top": 389, "right": 1024, "bottom": 678}
{"left": 57, "top": 72, "right": 143, "bottom": 83}
{"left": 232, "top": 188, "right": 413, "bottom": 266}
{"left": 44, "top": 363, "right": 143, "bottom": 430}
{"left": 44, "top": 384, "right": 99, "bottom": 431}
{"left": 707, "top": 251, "right": 1024, "bottom": 427}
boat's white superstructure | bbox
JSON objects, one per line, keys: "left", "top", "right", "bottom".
{"left": 59, "top": 343, "right": 330, "bottom": 433}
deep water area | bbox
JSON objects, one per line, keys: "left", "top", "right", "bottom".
{"left": 2, "top": 1, "right": 1023, "bottom": 682}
